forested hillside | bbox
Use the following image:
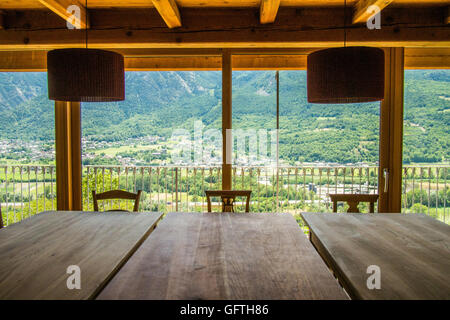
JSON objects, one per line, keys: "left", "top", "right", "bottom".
{"left": 0, "top": 70, "right": 448, "bottom": 164}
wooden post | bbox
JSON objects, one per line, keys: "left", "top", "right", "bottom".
{"left": 222, "top": 50, "right": 232, "bottom": 190}
{"left": 55, "top": 101, "right": 82, "bottom": 211}
{"left": 379, "top": 48, "right": 404, "bottom": 213}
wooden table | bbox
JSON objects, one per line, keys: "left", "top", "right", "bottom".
{"left": 98, "top": 212, "right": 348, "bottom": 300}
{"left": 0, "top": 211, "right": 163, "bottom": 299}
{"left": 301, "top": 212, "right": 450, "bottom": 300}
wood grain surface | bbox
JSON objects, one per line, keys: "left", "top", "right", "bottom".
{"left": 0, "top": 211, "right": 163, "bottom": 299}
{"left": 301, "top": 213, "right": 450, "bottom": 300}
{"left": 98, "top": 212, "right": 348, "bottom": 300}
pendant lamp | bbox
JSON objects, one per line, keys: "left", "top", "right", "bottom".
{"left": 47, "top": 49, "right": 124, "bottom": 102}
{"left": 307, "top": 0, "right": 385, "bottom": 103}
{"left": 47, "top": 1, "right": 124, "bottom": 102}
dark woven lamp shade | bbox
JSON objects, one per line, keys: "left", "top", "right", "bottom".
{"left": 47, "top": 49, "right": 124, "bottom": 102}
{"left": 307, "top": 47, "right": 385, "bottom": 103}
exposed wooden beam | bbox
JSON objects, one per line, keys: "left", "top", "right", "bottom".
{"left": 0, "top": 8, "right": 448, "bottom": 49}
{"left": 125, "top": 56, "right": 219, "bottom": 70}
{"left": 1, "top": 48, "right": 450, "bottom": 71}
{"left": 353, "top": 0, "right": 393, "bottom": 24}
{"left": 0, "top": 51, "right": 47, "bottom": 71}
{"left": 404, "top": 48, "right": 450, "bottom": 69}
{"left": 118, "top": 48, "right": 222, "bottom": 56}
{"left": 260, "top": 0, "right": 280, "bottom": 24}
{"left": 151, "top": 0, "right": 182, "bottom": 28}
{"left": 233, "top": 54, "right": 307, "bottom": 70}
{"left": 38, "top": 0, "right": 89, "bottom": 29}
{"left": 0, "top": 7, "right": 448, "bottom": 49}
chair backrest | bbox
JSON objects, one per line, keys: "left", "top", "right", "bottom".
{"left": 205, "top": 190, "right": 252, "bottom": 213}
{"left": 0, "top": 205, "right": 3, "bottom": 229}
{"left": 328, "top": 194, "right": 379, "bottom": 213}
{"left": 92, "top": 190, "right": 142, "bottom": 212}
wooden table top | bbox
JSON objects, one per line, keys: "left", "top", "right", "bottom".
{"left": 98, "top": 212, "right": 348, "bottom": 300}
{"left": 0, "top": 211, "right": 163, "bottom": 300}
{"left": 301, "top": 213, "right": 450, "bottom": 300}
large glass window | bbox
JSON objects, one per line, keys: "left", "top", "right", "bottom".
{"left": 0, "top": 72, "right": 56, "bottom": 225}
{"left": 231, "top": 70, "right": 277, "bottom": 212}
{"left": 229, "top": 69, "right": 380, "bottom": 214}
{"left": 81, "top": 71, "right": 222, "bottom": 212}
{"left": 402, "top": 69, "right": 450, "bottom": 222}
{"left": 278, "top": 71, "right": 380, "bottom": 214}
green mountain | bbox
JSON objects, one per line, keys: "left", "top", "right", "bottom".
{"left": 0, "top": 70, "right": 448, "bottom": 164}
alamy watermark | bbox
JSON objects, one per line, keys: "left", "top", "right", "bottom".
{"left": 66, "top": 265, "right": 81, "bottom": 290}
{"left": 366, "top": 5, "right": 381, "bottom": 30}
{"left": 66, "top": 5, "right": 81, "bottom": 29}
{"left": 366, "top": 265, "right": 381, "bottom": 290}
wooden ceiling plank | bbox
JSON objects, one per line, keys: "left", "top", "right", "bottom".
{"left": 151, "top": 0, "right": 182, "bottom": 28}
{"left": 38, "top": 0, "right": 90, "bottom": 29}
{"left": 353, "top": 0, "right": 394, "bottom": 24}
{"left": 260, "top": 0, "right": 281, "bottom": 24}
{"left": 446, "top": 6, "right": 449, "bottom": 24}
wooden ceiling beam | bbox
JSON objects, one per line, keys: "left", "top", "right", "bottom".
{"left": 151, "top": 0, "right": 182, "bottom": 28}
{"left": 260, "top": 0, "right": 281, "bottom": 24}
{"left": 0, "top": 7, "right": 448, "bottom": 49}
{"left": 233, "top": 54, "right": 306, "bottom": 70}
{"left": 1, "top": 48, "right": 449, "bottom": 71}
{"left": 0, "top": 50, "right": 220, "bottom": 71}
{"left": 0, "top": 50, "right": 48, "bottom": 71}
{"left": 353, "top": 0, "right": 393, "bottom": 24}
{"left": 38, "top": 0, "right": 89, "bottom": 29}
{"left": 404, "top": 48, "right": 450, "bottom": 69}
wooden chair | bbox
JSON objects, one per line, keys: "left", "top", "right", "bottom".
{"left": 205, "top": 190, "right": 252, "bottom": 213}
{"left": 92, "top": 190, "right": 142, "bottom": 212}
{"left": 329, "top": 194, "right": 379, "bottom": 213}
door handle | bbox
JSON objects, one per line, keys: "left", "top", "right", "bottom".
{"left": 383, "top": 168, "right": 389, "bottom": 193}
